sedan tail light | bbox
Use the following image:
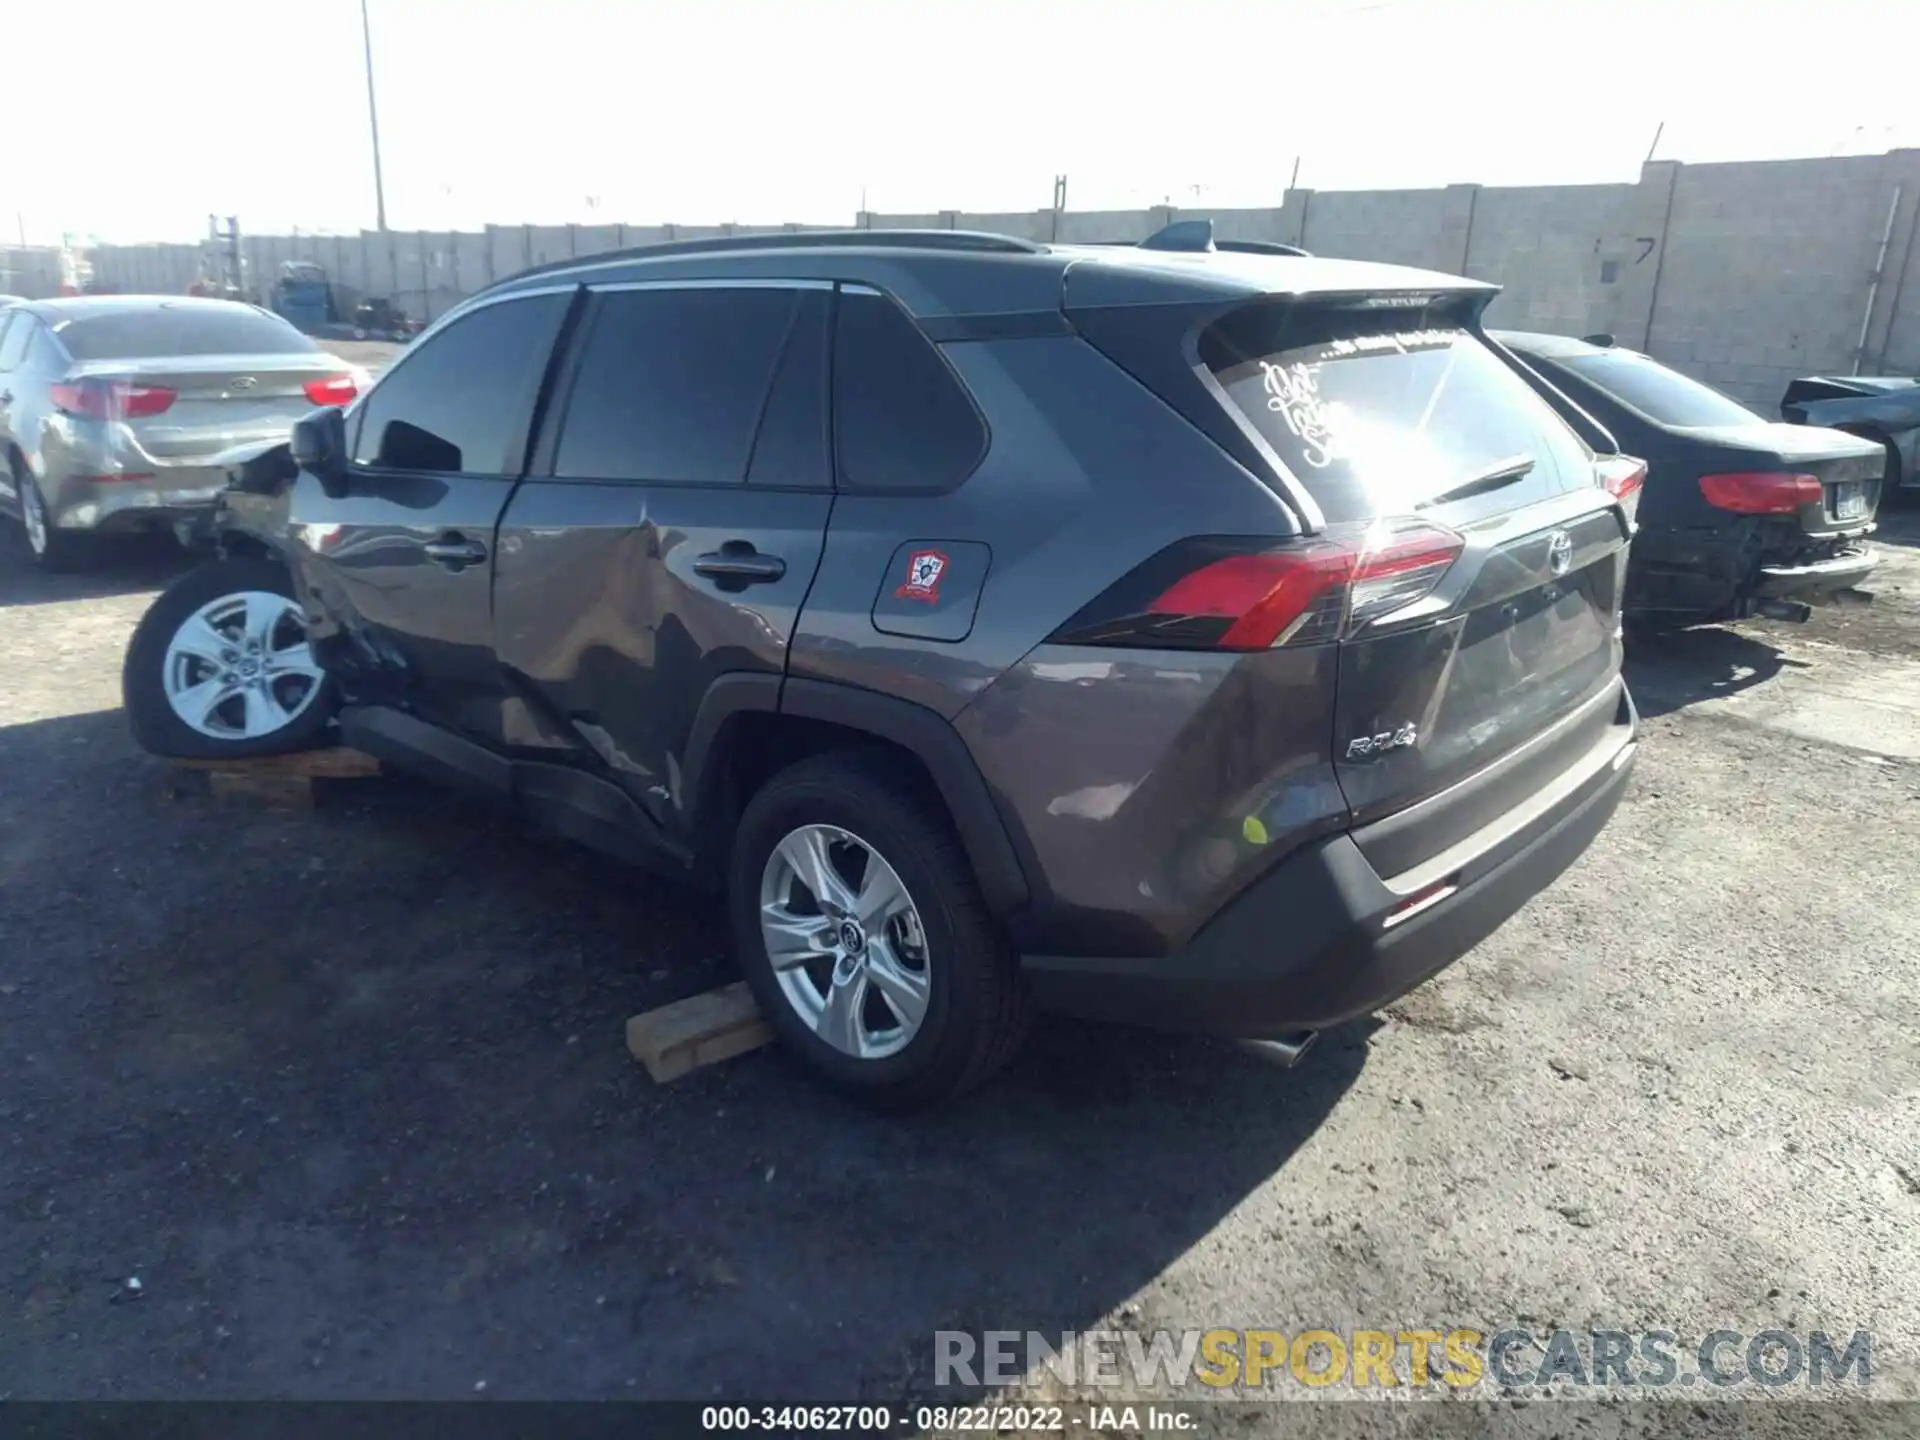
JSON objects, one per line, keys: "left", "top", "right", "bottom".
{"left": 1049, "top": 520, "right": 1464, "bottom": 652}
{"left": 303, "top": 374, "right": 358, "bottom": 406}
{"left": 1597, "top": 455, "right": 1646, "bottom": 502}
{"left": 50, "top": 380, "right": 177, "bottom": 420}
{"left": 1699, "top": 471, "right": 1821, "bottom": 515}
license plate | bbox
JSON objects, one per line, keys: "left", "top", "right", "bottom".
{"left": 1832, "top": 482, "right": 1866, "bottom": 520}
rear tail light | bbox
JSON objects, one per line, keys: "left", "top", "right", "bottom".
{"left": 303, "top": 374, "right": 358, "bottom": 406}
{"left": 1698, "top": 471, "right": 1821, "bottom": 515}
{"left": 1049, "top": 520, "right": 1464, "bottom": 652}
{"left": 1596, "top": 455, "right": 1646, "bottom": 503}
{"left": 50, "top": 380, "right": 177, "bottom": 420}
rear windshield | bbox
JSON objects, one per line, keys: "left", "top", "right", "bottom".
{"left": 1201, "top": 303, "right": 1595, "bottom": 522}
{"left": 53, "top": 306, "right": 316, "bottom": 361}
{"left": 1555, "top": 349, "right": 1760, "bottom": 427}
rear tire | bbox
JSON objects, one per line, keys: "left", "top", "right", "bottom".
{"left": 9, "top": 456, "right": 83, "bottom": 572}
{"left": 123, "top": 557, "right": 338, "bottom": 759}
{"left": 728, "top": 750, "right": 1031, "bottom": 1109}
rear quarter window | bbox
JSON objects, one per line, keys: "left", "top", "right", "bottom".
{"left": 54, "top": 306, "right": 316, "bottom": 361}
{"left": 833, "top": 289, "right": 986, "bottom": 492}
{"left": 1201, "top": 303, "right": 1595, "bottom": 523}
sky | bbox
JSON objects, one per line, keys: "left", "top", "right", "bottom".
{"left": 9, "top": 0, "right": 1918, "bottom": 245}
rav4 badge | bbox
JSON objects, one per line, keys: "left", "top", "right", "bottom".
{"left": 1346, "top": 724, "right": 1419, "bottom": 759}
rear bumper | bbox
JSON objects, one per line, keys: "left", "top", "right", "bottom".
{"left": 1021, "top": 688, "right": 1637, "bottom": 1038}
{"left": 47, "top": 469, "right": 225, "bottom": 534}
{"left": 1628, "top": 523, "right": 1877, "bottom": 616}
{"left": 1754, "top": 543, "right": 1876, "bottom": 598}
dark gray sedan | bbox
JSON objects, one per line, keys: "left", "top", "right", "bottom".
{"left": 0, "top": 295, "right": 365, "bottom": 568}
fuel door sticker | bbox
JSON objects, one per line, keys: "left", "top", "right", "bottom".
{"left": 871, "top": 540, "right": 990, "bottom": 643}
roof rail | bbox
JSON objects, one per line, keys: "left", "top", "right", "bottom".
{"left": 498, "top": 228, "right": 1047, "bottom": 286}
{"left": 1216, "top": 239, "right": 1312, "bottom": 258}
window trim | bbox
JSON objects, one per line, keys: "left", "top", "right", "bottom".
{"left": 830, "top": 281, "right": 991, "bottom": 497}
{"left": 349, "top": 283, "right": 579, "bottom": 480}
{"left": 528, "top": 279, "right": 835, "bottom": 491}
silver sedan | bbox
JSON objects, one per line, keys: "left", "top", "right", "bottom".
{"left": 0, "top": 295, "right": 366, "bottom": 568}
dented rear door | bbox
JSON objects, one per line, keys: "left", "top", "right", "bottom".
{"left": 491, "top": 282, "right": 832, "bottom": 830}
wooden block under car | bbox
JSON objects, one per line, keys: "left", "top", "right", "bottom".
{"left": 626, "top": 982, "right": 775, "bottom": 1083}
{"left": 171, "top": 746, "right": 383, "bottom": 811}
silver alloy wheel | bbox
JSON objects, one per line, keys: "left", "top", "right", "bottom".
{"left": 758, "top": 823, "right": 931, "bottom": 1060}
{"left": 161, "top": 590, "right": 326, "bottom": 740}
{"left": 20, "top": 480, "right": 47, "bottom": 556}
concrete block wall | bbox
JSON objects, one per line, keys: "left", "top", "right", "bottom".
{"left": 0, "top": 246, "right": 66, "bottom": 298}
{"left": 1643, "top": 155, "right": 1894, "bottom": 405}
{"left": 1297, "top": 187, "right": 1456, "bottom": 271}
{"left": 1468, "top": 183, "right": 1634, "bottom": 335}
{"left": 72, "top": 149, "right": 1920, "bottom": 410}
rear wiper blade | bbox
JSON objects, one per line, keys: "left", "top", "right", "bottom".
{"left": 1419, "top": 454, "right": 1535, "bottom": 509}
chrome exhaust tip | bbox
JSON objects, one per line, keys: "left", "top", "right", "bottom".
{"left": 1239, "top": 1030, "right": 1319, "bottom": 1068}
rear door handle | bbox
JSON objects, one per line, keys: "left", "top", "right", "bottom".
{"left": 693, "top": 547, "right": 786, "bottom": 585}
{"left": 423, "top": 535, "right": 488, "bottom": 569}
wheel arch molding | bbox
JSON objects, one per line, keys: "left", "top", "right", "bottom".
{"left": 681, "top": 673, "right": 1032, "bottom": 918}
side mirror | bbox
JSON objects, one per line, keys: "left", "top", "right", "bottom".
{"left": 291, "top": 406, "right": 349, "bottom": 498}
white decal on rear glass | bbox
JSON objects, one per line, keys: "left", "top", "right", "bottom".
{"left": 1261, "top": 360, "right": 1339, "bottom": 468}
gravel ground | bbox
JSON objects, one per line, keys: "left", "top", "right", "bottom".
{"left": 0, "top": 509, "right": 1916, "bottom": 1424}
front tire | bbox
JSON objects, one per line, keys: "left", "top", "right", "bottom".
{"left": 729, "top": 750, "right": 1031, "bottom": 1109}
{"left": 123, "top": 557, "right": 338, "bottom": 759}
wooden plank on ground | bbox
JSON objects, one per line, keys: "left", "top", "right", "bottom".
{"left": 173, "top": 747, "right": 383, "bottom": 778}
{"left": 626, "top": 982, "right": 774, "bottom": 1083}
{"left": 168, "top": 746, "right": 384, "bottom": 812}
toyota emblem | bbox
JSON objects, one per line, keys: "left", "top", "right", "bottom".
{"left": 229, "top": 376, "right": 258, "bottom": 391}
{"left": 1546, "top": 530, "right": 1574, "bottom": 577}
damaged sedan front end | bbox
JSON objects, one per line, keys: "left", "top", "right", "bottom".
{"left": 1781, "top": 374, "right": 1920, "bottom": 497}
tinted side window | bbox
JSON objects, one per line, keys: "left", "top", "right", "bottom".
{"left": 833, "top": 289, "right": 986, "bottom": 492}
{"left": 747, "top": 291, "right": 831, "bottom": 490}
{"left": 354, "top": 292, "right": 568, "bottom": 475}
{"left": 0, "top": 315, "right": 28, "bottom": 370}
{"left": 555, "top": 287, "right": 799, "bottom": 484}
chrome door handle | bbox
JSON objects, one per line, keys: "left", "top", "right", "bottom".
{"left": 693, "top": 549, "right": 786, "bottom": 584}
{"left": 423, "top": 536, "right": 487, "bottom": 568}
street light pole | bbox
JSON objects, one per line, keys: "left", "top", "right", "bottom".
{"left": 361, "top": 0, "right": 389, "bottom": 232}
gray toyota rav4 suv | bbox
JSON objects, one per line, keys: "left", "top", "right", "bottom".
{"left": 124, "top": 227, "right": 1642, "bottom": 1107}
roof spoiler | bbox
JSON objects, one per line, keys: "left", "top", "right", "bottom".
{"left": 1137, "top": 218, "right": 1311, "bottom": 258}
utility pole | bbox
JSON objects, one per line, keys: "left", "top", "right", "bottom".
{"left": 361, "top": 0, "right": 389, "bottom": 231}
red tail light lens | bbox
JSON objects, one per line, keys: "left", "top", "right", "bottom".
{"left": 1051, "top": 521, "right": 1464, "bottom": 652}
{"left": 51, "top": 380, "right": 176, "bottom": 420}
{"left": 304, "top": 374, "right": 358, "bottom": 406}
{"left": 1597, "top": 455, "right": 1646, "bottom": 502}
{"left": 1698, "top": 471, "right": 1821, "bottom": 515}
